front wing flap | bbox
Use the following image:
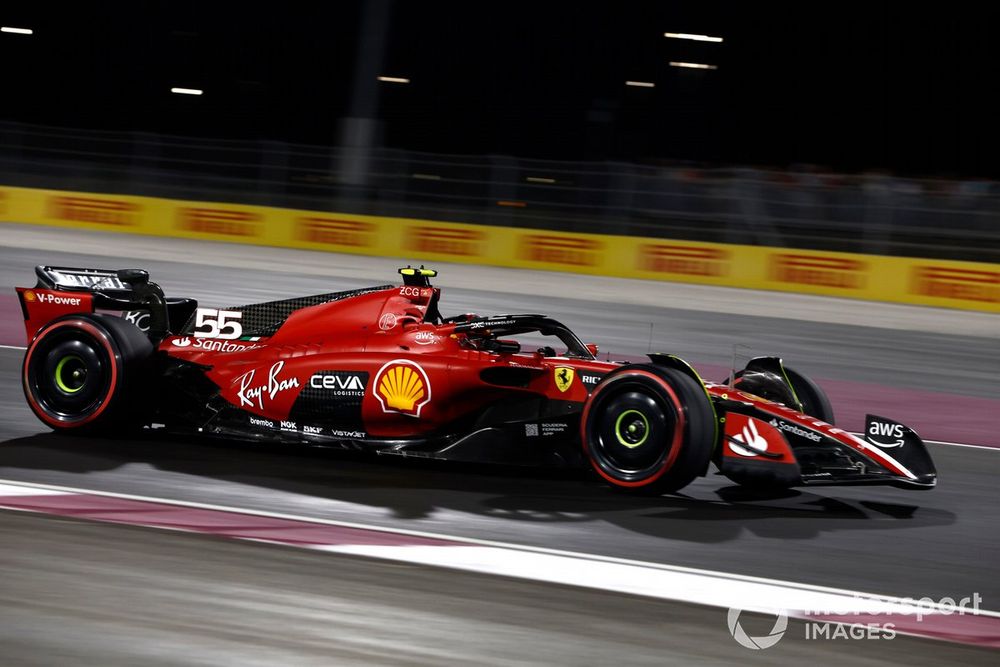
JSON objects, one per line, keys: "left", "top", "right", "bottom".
{"left": 718, "top": 407, "right": 936, "bottom": 490}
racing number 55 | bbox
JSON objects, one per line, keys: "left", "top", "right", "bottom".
{"left": 193, "top": 308, "right": 243, "bottom": 339}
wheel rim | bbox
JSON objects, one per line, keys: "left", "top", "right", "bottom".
{"left": 588, "top": 382, "right": 678, "bottom": 480}
{"left": 28, "top": 329, "right": 112, "bottom": 422}
{"left": 54, "top": 354, "right": 87, "bottom": 394}
{"left": 614, "top": 409, "right": 649, "bottom": 448}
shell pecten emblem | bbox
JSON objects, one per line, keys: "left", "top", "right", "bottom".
{"left": 554, "top": 366, "right": 575, "bottom": 393}
{"left": 374, "top": 359, "right": 432, "bottom": 417}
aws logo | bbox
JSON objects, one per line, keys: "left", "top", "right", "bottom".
{"left": 866, "top": 416, "right": 906, "bottom": 448}
{"left": 374, "top": 360, "right": 432, "bottom": 417}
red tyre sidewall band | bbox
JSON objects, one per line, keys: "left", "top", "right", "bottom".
{"left": 581, "top": 369, "right": 687, "bottom": 488}
{"left": 23, "top": 319, "right": 121, "bottom": 428}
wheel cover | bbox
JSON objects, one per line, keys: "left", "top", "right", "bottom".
{"left": 26, "top": 326, "right": 114, "bottom": 423}
{"left": 54, "top": 354, "right": 87, "bottom": 394}
{"left": 614, "top": 409, "right": 650, "bottom": 448}
{"left": 587, "top": 380, "right": 679, "bottom": 482}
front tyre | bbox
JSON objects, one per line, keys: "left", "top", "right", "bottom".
{"left": 783, "top": 366, "right": 835, "bottom": 425}
{"left": 22, "top": 314, "right": 153, "bottom": 432}
{"left": 582, "top": 365, "right": 716, "bottom": 495}
{"left": 722, "top": 365, "right": 835, "bottom": 425}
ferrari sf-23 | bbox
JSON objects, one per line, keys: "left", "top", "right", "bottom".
{"left": 16, "top": 265, "right": 936, "bottom": 494}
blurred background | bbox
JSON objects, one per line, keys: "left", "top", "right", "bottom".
{"left": 2, "top": 3, "right": 999, "bottom": 665}
{"left": 1, "top": 1, "right": 998, "bottom": 260}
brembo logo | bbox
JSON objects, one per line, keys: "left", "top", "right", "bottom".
{"left": 408, "top": 227, "right": 484, "bottom": 256}
{"left": 298, "top": 217, "right": 374, "bottom": 247}
{"left": 179, "top": 208, "right": 260, "bottom": 237}
{"left": 49, "top": 196, "right": 139, "bottom": 226}
{"left": 249, "top": 416, "right": 274, "bottom": 429}
{"left": 373, "top": 360, "right": 431, "bottom": 417}
{"left": 912, "top": 266, "right": 1000, "bottom": 304}
{"left": 521, "top": 235, "right": 602, "bottom": 266}
{"left": 638, "top": 244, "right": 729, "bottom": 277}
{"left": 771, "top": 254, "right": 866, "bottom": 289}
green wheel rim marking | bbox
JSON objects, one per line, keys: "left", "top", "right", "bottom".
{"left": 54, "top": 355, "right": 85, "bottom": 394}
{"left": 614, "top": 409, "right": 649, "bottom": 449}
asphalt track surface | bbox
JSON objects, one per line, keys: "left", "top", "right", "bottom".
{"left": 2, "top": 511, "right": 997, "bottom": 666}
{"left": 1, "top": 224, "right": 999, "bottom": 664}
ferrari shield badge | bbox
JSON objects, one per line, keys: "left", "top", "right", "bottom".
{"left": 554, "top": 366, "right": 575, "bottom": 392}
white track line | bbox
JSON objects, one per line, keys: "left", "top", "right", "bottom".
{"left": 1, "top": 477, "right": 997, "bottom": 627}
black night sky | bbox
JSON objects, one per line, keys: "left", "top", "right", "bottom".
{"left": 2, "top": 2, "right": 998, "bottom": 177}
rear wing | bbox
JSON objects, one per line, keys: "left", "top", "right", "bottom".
{"left": 17, "top": 265, "right": 194, "bottom": 343}
{"left": 34, "top": 266, "right": 133, "bottom": 293}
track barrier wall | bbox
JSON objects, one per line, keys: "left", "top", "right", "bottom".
{"left": 2, "top": 184, "right": 998, "bottom": 313}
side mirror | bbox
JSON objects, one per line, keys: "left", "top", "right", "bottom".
{"left": 586, "top": 343, "right": 599, "bottom": 357}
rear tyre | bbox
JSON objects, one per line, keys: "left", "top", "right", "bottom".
{"left": 582, "top": 365, "right": 716, "bottom": 495}
{"left": 22, "top": 314, "right": 153, "bottom": 433}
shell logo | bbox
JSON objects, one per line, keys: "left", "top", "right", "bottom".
{"left": 373, "top": 359, "right": 432, "bottom": 417}
{"left": 24, "top": 290, "right": 36, "bottom": 302}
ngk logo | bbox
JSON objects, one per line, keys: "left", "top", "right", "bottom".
{"left": 770, "top": 254, "right": 866, "bottom": 289}
{"left": 521, "top": 235, "right": 602, "bottom": 266}
{"left": 638, "top": 244, "right": 729, "bottom": 276}
{"left": 179, "top": 208, "right": 259, "bottom": 237}
{"left": 912, "top": 266, "right": 1000, "bottom": 303}
{"left": 298, "top": 217, "right": 374, "bottom": 247}
{"left": 49, "top": 196, "right": 139, "bottom": 226}
{"left": 408, "top": 227, "right": 484, "bottom": 256}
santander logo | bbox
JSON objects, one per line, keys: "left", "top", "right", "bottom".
{"left": 728, "top": 418, "right": 770, "bottom": 457}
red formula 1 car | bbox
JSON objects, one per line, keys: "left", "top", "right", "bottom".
{"left": 16, "top": 265, "right": 936, "bottom": 494}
